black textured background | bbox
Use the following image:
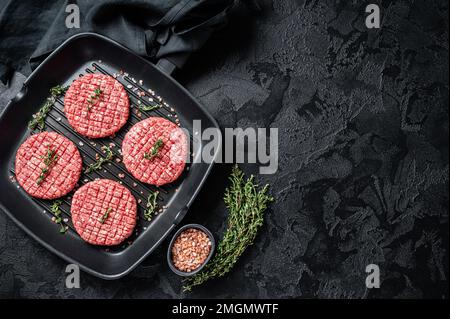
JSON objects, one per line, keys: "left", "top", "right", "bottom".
{"left": 0, "top": 0, "right": 448, "bottom": 299}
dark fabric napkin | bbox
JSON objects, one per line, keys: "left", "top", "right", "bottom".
{"left": 0, "top": 0, "right": 234, "bottom": 84}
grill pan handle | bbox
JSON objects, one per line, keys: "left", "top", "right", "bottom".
{"left": 152, "top": 0, "right": 234, "bottom": 77}
{"left": 155, "top": 59, "right": 178, "bottom": 77}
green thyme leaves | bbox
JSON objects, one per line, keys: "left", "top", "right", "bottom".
{"left": 49, "top": 85, "right": 69, "bottom": 97}
{"left": 84, "top": 146, "right": 115, "bottom": 174}
{"left": 28, "top": 85, "right": 68, "bottom": 131}
{"left": 182, "top": 165, "right": 273, "bottom": 291}
{"left": 144, "top": 191, "right": 159, "bottom": 221}
{"left": 36, "top": 147, "right": 58, "bottom": 185}
{"left": 86, "top": 87, "right": 103, "bottom": 113}
{"left": 28, "top": 102, "right": 52, "bottom": 131}
{"left": 143, "top": 139, "right": 164, "bottom": 160}
{"left": 99, "top": 207, "right": 112, "bottom": 224}
{"left": 50, "top": 200, "right": 67, "bottom": 234}
{"left": 138, "top": 104, "right": 160, "bottom": 112}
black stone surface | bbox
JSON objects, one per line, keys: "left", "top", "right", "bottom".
{"left": 0, "top": 0, "right": 448, "bottom": 298}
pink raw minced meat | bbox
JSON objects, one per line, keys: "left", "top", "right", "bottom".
{"left": 121, "top": 117, "right": 188, "bottom": 186}
{"left": 71, "top": 179, "right": 137, "bottom": 246}
{"left": 64, "top": 73, "right": 129, "bottom": 138}
{"left": 15, "top": 131, "right": 82, "bottom": 199}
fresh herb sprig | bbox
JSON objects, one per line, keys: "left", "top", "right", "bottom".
{"left": 37, "top": 147, "right": 58, "bottom": 185}
{"left": 182, "top": 165, "right": 273, "bottom": 291}
{"left": 28, "top": 85, "right": 68, "bottom": 131}
{"left": 85, "top": 146, "right": 115, "bottom": 174}
{"left": 138, "top": 104, "right": 160, "bottom": 112}
{"left": 50, "top": 200, "right": 67, "bottom": 234}
{"left": 143, "top": 139, "right": 164, "bottom": 160}
{"left": 144, "top": 191, "right": 159, "bottom": 221}
{"left": 86, "top": 87, "right": 103, "bottom": 113}
{"left": 99, "top": 207, "right": 112, "bottom": 224}
{"left": 49, "top": 85, "right": 68, "bottom": 97}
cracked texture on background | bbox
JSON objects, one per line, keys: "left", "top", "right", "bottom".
{"left": 0, "top": 0, "right": 448, "bottom": 298}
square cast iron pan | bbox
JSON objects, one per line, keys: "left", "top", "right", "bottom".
{"left": 0, "top": 33, "right": 220, "bottom": 279}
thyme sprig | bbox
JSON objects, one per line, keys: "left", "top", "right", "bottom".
{"left": 50, "top": 200, "right": 67, "bottom": 234}
{"left": 143, "top": 139, "right": 164, "bottom": 160}
{"left": 84, "top": 146, "right": 115, "bottom": 174}
{"left": 183, "top": 165, "right": 273, "bottom": 291}
{"left": 49, "top": 85, "right": 68, "bottom": 97}
{"left": 28, "top": 85, "right": 68, "bottom": 131}
{"left": 86, "top": 87, "right": 103, "bottom": 113}
{"left": 144, "top": 191, "right": 159, "bottom": 221}
{"left": 138, "top": 104, "right": 160, "bottom": 112}
{"left": 37, "top": 147, "right": 58, "bottom": 185}
{"left": 99, "top": 207, "right": 112, "bottom": 224}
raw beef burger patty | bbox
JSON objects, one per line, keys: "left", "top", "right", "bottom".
{"left": 64, "top": 73, "right": 129, "bottom": 138}
{"left": 71, "top": 179, "right": 137, "bottom": 246}
{"left": 15, "top": 131, "right": 82, "bottom": 199}
{"left": 122, "top": 117, "right": 188, "bottom": 186}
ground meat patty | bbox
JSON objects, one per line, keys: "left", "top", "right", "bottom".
{"left": 122, "top": 117, "right": 188, "bottom": 186}
{"left": 71, "top": 179, "right": 137, "bottom": 246}
{"left": 15, "top": 132, "right": 82, "bottom": 199}
{"left": 64, "top": 73, "right": 129, "bottom": 138}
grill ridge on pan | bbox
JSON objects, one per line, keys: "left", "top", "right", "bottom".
{"left": 9, "top": 62, "right": 192, "bottom": 252}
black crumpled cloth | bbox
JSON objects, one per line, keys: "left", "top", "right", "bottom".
{"left": 0, "top": 0, "right": 234, "bottom": 84}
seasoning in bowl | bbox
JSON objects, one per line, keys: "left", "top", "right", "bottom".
{"left": 171, "top": 228, "right": 212, "bottom": 273}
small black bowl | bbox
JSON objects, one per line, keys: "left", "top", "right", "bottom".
{"left": 167, "top": 223, "right": 215, "bottom": 276}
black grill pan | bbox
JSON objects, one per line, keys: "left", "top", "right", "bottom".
{"left": 0, "top": 33, "right": 220, "bottom": 279}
